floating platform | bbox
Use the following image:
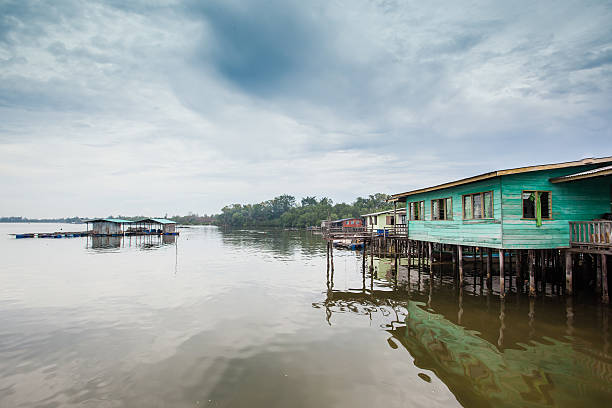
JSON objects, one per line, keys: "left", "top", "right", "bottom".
{"left": 12, "top": 231, "right": 179, "bottom": 239}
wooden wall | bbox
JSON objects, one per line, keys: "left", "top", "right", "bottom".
{"left": 404, "top": 177, "right": 503, "bottom": 248}
{"left": 501, "top": 170, "right": 611, "bottom": 249}
{"left": 403, "top": 165, "right": 611, "bottom": 249}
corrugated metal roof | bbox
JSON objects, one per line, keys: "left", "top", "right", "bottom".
{"left": 332, "top": 218, "right": 361, "bottom": 223}
{"left": 85, "top": 218, "right": 133, "bottom": 224}
{"left": 361, "top": 209, "right": 407, "bottom": 217}
{"left": 550, "top": 164, "right": 612, "bottom": 183}
{"left": 135, "top": 218, "right": 176, "bottom": 224}
{"left": 390, "top": 156, "right": 612, "bottom": 200}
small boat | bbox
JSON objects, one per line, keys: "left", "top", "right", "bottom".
{"left": 333, "top": 239, "right": 364, "bottom": 250}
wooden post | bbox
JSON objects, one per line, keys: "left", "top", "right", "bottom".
{"left": 565, "top": 250, "right": 573, "bottom": 295}
{"left": 393, "top": 201, "right": 397, "bottom": 236}
{"left": 370, "top": 237, "right": 374, "bottom": 273}
{"left": 596, "top": 254, "right": 602, "bottom": 294}
{"left": 499, "top": 249, "right": 505, "bottom": 297}
{"left": 458, "top": 245, "right": 464, "bottom": 285}
{"left": 602, "top": 254, "right": 609, "bottom": 304}
{"left": 362, "top": 241, "right": 366, "bottom": 272}
{"left": 406, "top": 240, "right": 411, "bottom": 267}
{"left": 486, "top": 248, "right": 492, "bottom": 281}
{"left": 514, "top": 250, "right": 522, "bottom": 292}
{"left": 528, "top": 250, "right": 536, "bottom": 297}
{"left": 428, "top": 242, "right": 433, "bottom": 269}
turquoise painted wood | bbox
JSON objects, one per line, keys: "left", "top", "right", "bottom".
{"left": 404, "top": 165, "right": 611, "bottom": 249}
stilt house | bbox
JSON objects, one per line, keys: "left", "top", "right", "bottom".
{"left": 389, "top": 157, "right": 612, "bottom": 250}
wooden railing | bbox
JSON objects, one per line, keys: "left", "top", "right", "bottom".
{"left": 569, "top": 221, "right": 612, "bottom": 246}
{"left": 325, "top": 226, "right": 366, "bottom": 235}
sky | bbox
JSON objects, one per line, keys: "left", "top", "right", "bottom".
{"left": 0, "top": 0, "right": 611, "bottom": 218}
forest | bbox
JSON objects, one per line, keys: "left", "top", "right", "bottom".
{"left": 213, "top": 193, "right": 392, "bottom": 228}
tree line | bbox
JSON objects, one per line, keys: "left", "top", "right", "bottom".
{"left": 1, "top": 193, "right": 391, "bottom": 228}
{"left": 214, "top": 193, "right": 392, "bottom": 228}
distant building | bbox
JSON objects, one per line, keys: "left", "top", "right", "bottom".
{"left": 327, "top": 218, "right": 363, "bottom": 228}
{"left": 85, "top": 219, "right": 132, "bottom": 236}
{"left": 133, "top": 218, "right": 177, "bottom": 234}
{"left": 362, "top": 209, "right": 407, "bottom": 232}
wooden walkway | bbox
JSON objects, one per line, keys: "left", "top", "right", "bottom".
{"left": 324, "top": 220, "right": 611, "bottom": 304}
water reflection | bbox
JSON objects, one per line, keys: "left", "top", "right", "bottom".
{"left": 317, "top": 253, "right": 612, "bottom": 407}
{"left": 87, "top": 234, "right": 176, "bottom": 251}
{"left": 1, "top": 225, "right": 610, "bottom": 407}
{"left": 218, "top": 228, "right": 327, "bottom": 259}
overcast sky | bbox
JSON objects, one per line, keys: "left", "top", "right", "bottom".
{"left": 1, "top": 0, "right": 611, "bottom": 218}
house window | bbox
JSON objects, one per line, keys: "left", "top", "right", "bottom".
{"left": 431, "top": 197, "right": 452, "bottom": 220}
{"left": 463, "top": 192, "right": 494, "bottom": 220}
{"left": 409, "top": 201, "right": 425, "bottom": 220}
{"left": 522, "top": 191, "right": 551, "bottom": 219}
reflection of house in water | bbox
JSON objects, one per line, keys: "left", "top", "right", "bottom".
{"left": 87, "top": 233, "right": 176, "bottom": 251}
{"left": 91, "top": 235, "right": 122, "bottom": 249}
{"left": 315, "top": 286, "right": 612, "bottom": 407}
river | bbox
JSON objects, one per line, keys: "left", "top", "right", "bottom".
{"left": 0, "top": 224, "right": 610, "bottom": 407}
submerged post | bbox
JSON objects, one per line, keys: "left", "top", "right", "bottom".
{"left": 499, "top": 249, "right": 505, "bottom": 297}
{"left": 565, "top": 250, "right": 573, "bottom": 295}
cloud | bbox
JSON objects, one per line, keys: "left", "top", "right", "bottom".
{"left": 0, "top": 0, "right": 611, "bottom": 217}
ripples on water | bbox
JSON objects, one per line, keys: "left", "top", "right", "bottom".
{"left": 0, "top": 224, "right": 610, "bottom": 407}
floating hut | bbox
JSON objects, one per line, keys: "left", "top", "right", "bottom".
{"left": 85, "top": 218, "right": 132, "bottom": 236}
{"left": 131, "top": 218, "right": 177, "bottom": 235}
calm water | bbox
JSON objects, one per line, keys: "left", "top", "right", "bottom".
{"left": 0, "top": 224, "right": 610, "bottom": 407}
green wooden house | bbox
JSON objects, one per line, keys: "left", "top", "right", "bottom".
{"left": 389, "top": 157, "right": 612, "bottom": 250}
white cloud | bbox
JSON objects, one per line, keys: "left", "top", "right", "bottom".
{"left": 0, "top": 0, "right": 610, "bottom": 217}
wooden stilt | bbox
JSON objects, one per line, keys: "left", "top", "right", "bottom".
{"left": 528, "top": 249, "right": 536, "bottom": 297}
{"left": 499, "top": 249, "right": 505, "bottom": 297}
{"left": 407, "top": 240, "right": 412, "bottom": 268}
{"left": 597, "top": 254, "right": 602, "bottom": 294}
{"left": 458, "top": 245, "right": 464, "bottom": 285}
{"left": 514, "top": 250, "right": 522, "bottom": 292}
{"left": 428, "top": 242, "right": 433, "bottom": 269}
{"left": 541, "top": 250, "right": 547, "bottom": 295}
{"left": 362, "top": 241, "right": 366, "bottom": 271}
{"left": 602, "top": 254, "right": 609, "bottom": 304}
{"left": 486, "top": 248, "right": 492, "bottom": 281}
{"left": 565, "top": 250, "right": 573, "bottom": 295}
